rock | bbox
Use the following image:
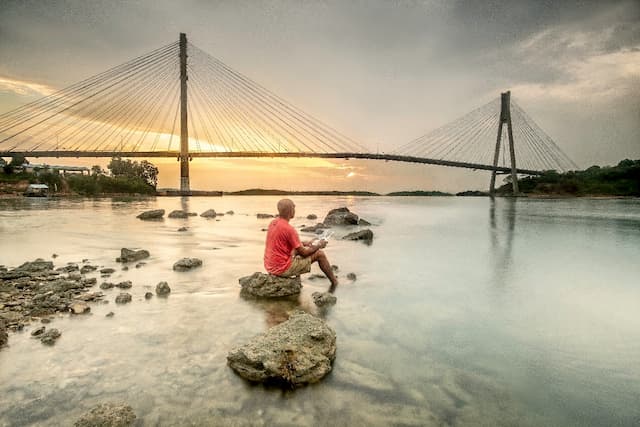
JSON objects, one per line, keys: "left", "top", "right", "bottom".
{"left": 105, "top": 312, "right": 114, "bottom": 318}
{"left": 306, "top": 214, "right": 318, "bottom": 220}
{"left": 238, "top": 272, "right": 302, "bottom": 297}
{"left": 31, "top": 326, "right": 46, "bottom": 336}
{"left": 155, "top": 282, "right": 171, "bottom": 296}
{"left": 82, "top": 277, "right": 97, "bottom": 285}
{"left": 74, "top": 402, "right": 136, "bottom": 427}
{"left": 226, "top": 210, "right": 234, "bottom": 215}
{"left": 70, "top": 302, "right": 90, "bottom": 315}
{"left": 136, "top": 209, "right": 165, "bottom": 220}
{"left": 52, "top": 254, "right": 58, "bottom": 258}
{"left": 80, "top": 265, "right": 97, "bottom": 274}
{"left": 115, "top": 281, "right": 132, "bottom": 289}
{"left": 300, "top": 223, "right": 327, "bottom": 233}
{"left": 17, "top": 259, "right": 54, "bottom": 273}
{"left": 307, "top": 274, "right": 326, "bottom": 281}
{"left": 168, "top": 210, "right": 189, "bottom": 218}
{"left": 323, "top": 207, "right": 359, "bottom": 226}
{"left": 216, "top": 212, "right": 225, "bottom": 216}
{"left": 200, "top": 209, "right": 217, "bottom": 218}
{"left": 173, "top": 258, "right": 202, "bottom": 272}
{"left": 312, "top": 292, "right": 337, "bottom": 307}
{"left": 347, "top": 272, "right": 357, "bottom": 281}
{"left": 358, "top": 218, "right": 372, "bottom": 226}
{"left": 116, "top": 248, "right": 150, "bottom": 263}
{"left": 100, "top": 268, "right": 116, "bottom": 274}
{"left": 57, "top": 263, "right": 79, "bottom": 273}
{"left": 1, "top": 320, "right": 8, "bottom": 346}
{"left": 115, "top": 293, "right": 132, "bottom": 304}
{"left": 100, "top": 282, "right": 114, "bottom": 290}
{"left": 41, "top": 318, "right": 52, "bottom": 324}
{"left": 257, "top": 213, "right": 275, "bottom": 219}
{"left": 227, "top": 311, "right": 336, "bottom": 385}
{"left": 40, "top": 328, "right": 61, "bottom": 345}
{"left": 135, "top": 262, "right": 145, "bottom": 268}
{"left": 177, "top": 227, "right": 188, "bottom": 232}
{"left": 122, "top": 266, "right": 129, "bottom": 271}
{"left": 342, "top": 229, "right": 374, "bottom": 244}
{"left": 144, "top": 292, "right": 153, "bottom": 299}
{"left": 331, "top": 265, "right": 339, "bottom": 272}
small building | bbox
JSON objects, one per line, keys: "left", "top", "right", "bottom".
{"left": 24, "top": 184, "right": 49, "bottom": 197}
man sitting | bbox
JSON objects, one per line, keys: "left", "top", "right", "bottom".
{"left": 264, "top": 199, "right": 338, "bottom": 292}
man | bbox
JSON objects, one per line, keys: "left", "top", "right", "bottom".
{"left": 264, "top": 199, "right": 338, "bottom": 291}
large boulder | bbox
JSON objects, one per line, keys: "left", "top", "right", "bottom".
{"left": 136, "top": 209, "right": 165, "bottom": 220}
{"left": 116, "top": 248, "right": 150, "bottom": 263}
{"left": 16, "top": 259, "right": 54, "bottom": 273}
{"left": 200, "top": 209, "right": 217, "bottom": 218}
{"left": 227, "top": 311, "right": 336, "bottom": 385}
{"left": 342, "top": 229, "right": 374, "bottom": 245}
{"left": 173, "top": 258, "right": 203, "bottom": 271}
{"left": 323, "top": 207, "right": 359, "bottom": 226}
{"left": 239, "top": 272, "right": 302, "bottom": 297}
{"left": 74, "top": 402, "right": 136, "bottom": 427}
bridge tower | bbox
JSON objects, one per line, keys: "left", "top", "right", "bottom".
{"left": 179, "top": 33, "right": 191, "bottom": 195}
{"left": 489, "top": 91, "right": 519, "bottom": 195}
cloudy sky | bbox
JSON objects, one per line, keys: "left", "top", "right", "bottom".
{"left": 0, "top": 0, "right": 638, "bottom": 192}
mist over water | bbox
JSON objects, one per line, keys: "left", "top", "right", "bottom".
{"left": 1, "top": 196, "right": 639, "bottom": 426}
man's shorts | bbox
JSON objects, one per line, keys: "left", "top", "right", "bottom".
{"left": 280, "top": 255, "right": 312, "bottom": 277}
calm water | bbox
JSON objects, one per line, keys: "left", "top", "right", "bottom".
{"left": 0, "top": 196, "right": 639, "bottom": 426}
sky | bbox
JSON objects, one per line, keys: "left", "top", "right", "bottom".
{"left": 0, "top": 0, "right": 638, "bottom": 192}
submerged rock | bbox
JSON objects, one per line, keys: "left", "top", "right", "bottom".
{"left": 100, "top": 268, "right": 116, "bottom": 274}
{"left": 173, "top": 258, "right": 202, "bottom": 272}
{"left": 100, "top": 282, "right": 114, "bottom": 290}
{"left": 227, "top": 311, "right": 336, "bottom": 386}
{"left": 239, "top": 272, "right": 302, "bottom": 297}
{"left": 105, "top": 312, "right": 115, "bottom": 318}
{"left": 347, "top": 272, "right": 357, "bottom": 281}
{"left": 200, "top": 209, "right": 217, "bottom": 218}
{"left": 74, "top": 402, "right": 136, "bottom": 427}
{"left": 116, "top": 248, "right": 150, "bottom": 263}
{"left": 31, "top": 326, "right": 46, "bottom": 336}
{"left": 226, "top": 210, "right": 234, "bottom": 215}
{"left": 312, "top": 292, "right": 337, "bottom": 307}
{"left": 136, "top": 209, "right": 165, "bottom": 220}
{"left": 306, "top": 214, "right": 318, "bottom": 220}
{"left": 70, "top": 302, "right": 90, "bottom": 315}
{"left": 168, "top": 210, "right": 190, "bottom": 219}
{"left": 155, "top": 282, "right": 171, "bottom": 296}
{"left": 115, "top": 293, "right": 132, "bottom": 304}
{"left": 342, "top": 229, "right": 374, "bottom": 244}
{"left": 323, "top": 207, "right": 359, "bottom": 226}
{"left": 300, "top": 223, "right": 327, "bottom": 233}
{"left": 177, "top": 227, "right": 188, "bottom": 232}
{"left": 257, "top": 213, "right": 275, "bottom": 219}
{"left": 115, "top": 281, "right": 132, "bottom": 289}
{"left": 80, "top": 265, "right": 97, "bottom": 274}
{"left": 144, "top": 292, "right": 154, "bottom": 299}
{"left": 358, "top": 218, "right": 372, "bottom": 226}
{"left": 40, "top": 328, "right": 61, "bottom": 345}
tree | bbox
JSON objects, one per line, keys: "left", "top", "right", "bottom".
{"left": 107, "top": 157, "right": 158, "bottom": 188}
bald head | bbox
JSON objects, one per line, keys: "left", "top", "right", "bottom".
{"left": 277, "top": 198, "right": 295, "bottom": 220}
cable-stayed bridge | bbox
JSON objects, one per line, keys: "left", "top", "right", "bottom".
{"left": 0, "top": 34, "right": 577, "bottom": 194}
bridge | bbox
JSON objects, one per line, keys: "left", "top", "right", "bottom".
{"left": 0, "top": 34, "right": 577, "bottom": 195}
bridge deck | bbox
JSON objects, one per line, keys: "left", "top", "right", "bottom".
{"left": 0, "top": 151, "right": 544, "bottom": 175}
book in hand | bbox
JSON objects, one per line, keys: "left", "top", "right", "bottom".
{"left": 312, "top": 230, "right": 334, "bottom": 246}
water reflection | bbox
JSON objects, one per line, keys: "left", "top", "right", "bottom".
{"left": 489, "top": 198, "right": 516, "bottom": 289}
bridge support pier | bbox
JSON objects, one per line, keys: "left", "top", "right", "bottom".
{"left": 490, "top": 91, "right": 519, "bottom": 196}
{"left": 179, "top": 32, "right": 191, "bottom": 195}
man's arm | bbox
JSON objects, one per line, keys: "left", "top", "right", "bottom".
{"left": 295, "top": 239, "right": 327, "bottom": 257}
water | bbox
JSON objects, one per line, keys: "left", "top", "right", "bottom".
{"left": 1, "top": 196, "right": 639, "bottom": 426}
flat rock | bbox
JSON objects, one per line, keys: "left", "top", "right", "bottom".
{"left": 177, "top": 227, "right": 188, "bottom": 232}
{"left": 173, "top": 258, "right": 202, "bottom": 272}
{"left": 116, "top": 248, "right": 150, "bottom": 263}
{"left": 31, "top": 326, "right": 46, "bottom": 336}
{"left": 257, "top": 213, "right": 275, "bottom": 219}
{"left": 323, "top": 207, "right": 359, "bottom": 226}
{"left": 227, "top": 311, "right": 336, "bottom": 385}
{"left": 342, "top": 229, "right": 374, "bottom": 244}
{"left": 115, "top": 293, "right": 132, "bottom": 304}
{"left": 300, "top": 223, "right": 327, "bottom": 233}
{"left": 17, "top": 259, "right": 54, "bottom": 273}
{"left": 74, "top": 402, "right": 136, "bottom": 427}
{"left": 100, "top": 282, "right": 114, "bottom": 290}
{"left": 239, "top": 272, "right": 302, "bottom": 297}
{"left": 168, "top": 210, "right": 189, "bottom": 218}
{"left": 312, "top": 292, "right": 337, "bottom": 307}
{"left": 70, "top": 302, "right": 91, "bottom": 314}
{"left": 80, "top": 265, "right": 97, "bottom": 274}
{"left": 226, "top": 210, "right": 234, "bottom": 215}
{"left": 200, "top": 209, "right": 217, "bottom": 218}
{"left": 100, "top": 268, "right": 116, "bottom": 274}
{"left": 40, "top": 328, "right": 61, "bottom": 345}
{"left": 115, "top": 281, "right": 132, "bottom": 289}
{"left": 136, "top": 209, "right": 165, "bottom": 220}
{"left": 155, "top": 282, "right": 171, "bottom": 296}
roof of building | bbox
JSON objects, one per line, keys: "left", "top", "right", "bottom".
{"left": 27, "top": 184, "right": 49, "bottom": 189}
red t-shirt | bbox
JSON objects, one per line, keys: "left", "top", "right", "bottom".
{"left": 264, "top": 218, "right": 302, "bottom": 275}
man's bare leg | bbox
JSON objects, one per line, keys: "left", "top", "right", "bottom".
{"left": 311, "top": 249, "right": 338, "bottom": 290}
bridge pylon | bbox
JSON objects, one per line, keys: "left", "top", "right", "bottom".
{"left": 179, "top": 33, "right": 191, "bottom": 195}
{"left": 489, "top": 91, "right": 519, "bottom": 196}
